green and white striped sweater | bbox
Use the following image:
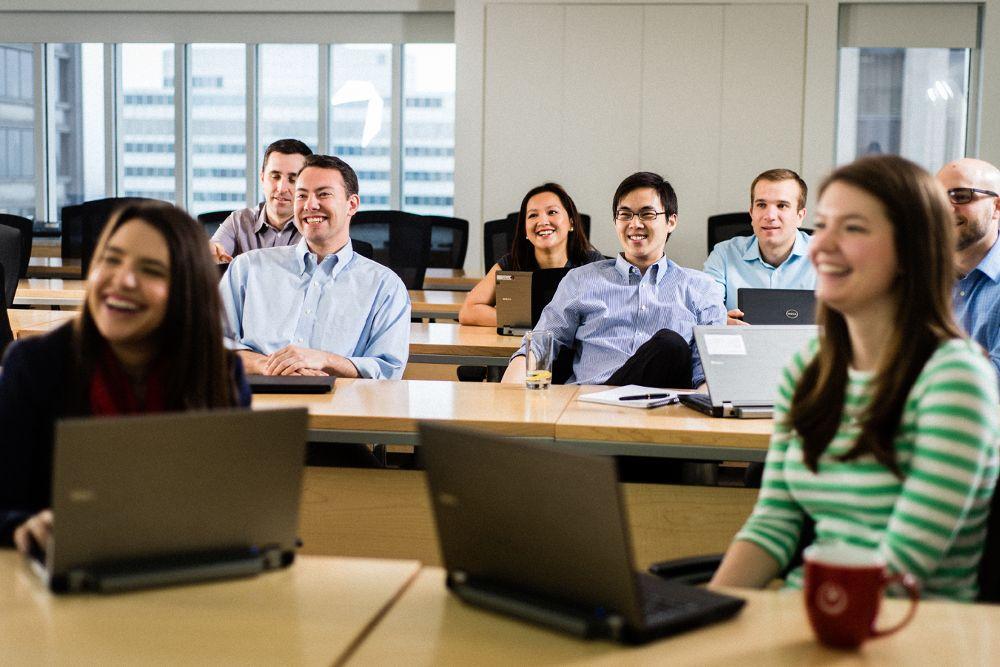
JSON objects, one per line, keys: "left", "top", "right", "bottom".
{"left": 735, "top": 338, "right": 1000, "bottom": 601}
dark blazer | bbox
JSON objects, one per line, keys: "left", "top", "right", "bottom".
{"left": 0, "top": 323, "right": 251, "bottom": 545}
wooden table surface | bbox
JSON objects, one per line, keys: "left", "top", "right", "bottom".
{"left": 348, "top": 567, "right": 1000, "bottom": 665}
{"left": 254, "top": 378, "right": 578, "bottom": 438}
{"left": 423, "top": 267, "right": 480, "bottom": 291}
{"left": 8, "top": 309, "right": 77, "bottom": 338}
{"left": 0, "top": 551, "right": 420, "bottom": 666}
{"left": 15, "top": 279, "right": 465, "bottom": 319}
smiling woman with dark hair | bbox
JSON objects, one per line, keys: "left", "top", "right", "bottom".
{"left": 459, "top": 183, "right": 602, "bottom": 327}
{"left": 0, "top": 201, "right": 250, "bottom": 552}
{"left": 711, "top": 156, "right": 999, "bottom": 601}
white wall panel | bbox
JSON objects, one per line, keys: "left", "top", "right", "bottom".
{"left": 482, "top": 4, "right": 566, "bottom": 224}
{"left": 641, "top": 4, "right": 724, "bottom": 268}
{"left": 718, "top": 4, "right": 806, "bottom": 216}
{"left": 560, "top": 5, "right": 643, "bottom": 255}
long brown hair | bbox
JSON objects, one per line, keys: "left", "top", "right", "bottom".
{"left": 790, "top": 155, "right": 963, "bottom": 475}
{"left": 509, "top": 183, "right": 596, "bottom": 270}
{"left": 71, "top": 202, "right": 240, "bottom": 411}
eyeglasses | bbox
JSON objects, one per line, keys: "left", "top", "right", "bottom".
{"left": 615, "top": 209, "right": 666, "bottom": 223}
{"left": 947, "top": 188, "right": 999, "bottom": 205}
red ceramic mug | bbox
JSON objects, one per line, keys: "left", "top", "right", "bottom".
{"left": 803, "top": 543, "right": 920, "bottom": 649}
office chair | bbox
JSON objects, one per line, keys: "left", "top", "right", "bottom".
{"left": 61, "top": 197, "right": 157, "bottom": 273}
{"left": 197, "top": 209, "right": 235, "bottom": 238}
{"left": 0, "top": 214, "right": 34, "bottom": 278}
{"left": 649, "top": 489, "right": 1000, "bottom": 604}
{"left": 0, "top": 271, "right": 12, "bottom": 357}
{"left": 483, "top": 217, "right": 515, "bottom": 271}
{"left": 0, "top": 225, "right": 22, "bottom": 307}
{"left": 706, "top": 212, "right": 753, "bottom": 254}
{"left": 352, "top": 239, "right": 374, "bottom": 260}
{"left": 350, "top": 210, "right": 432, "bottom": 290}
{"left": 424, "top": 216, "right": 469, "bottom": 269}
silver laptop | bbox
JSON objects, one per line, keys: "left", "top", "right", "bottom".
{"left": 495, "top": 270, "right": 533, "bottom": 336}
{"left": 31, "top": 408, "right": 307, "bottom": 593}
{"left": 419, "top": 422, "right": 745, "bottom": 644}
{"left": 679, "top": 325, "right": 817, "bottom": 418}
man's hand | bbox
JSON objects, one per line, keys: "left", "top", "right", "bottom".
{"left": 13, "top": 509, "right": 52, "bottom": 557}
{"left": 210, "top": 242, "right": 233, "bottom": 264}
{"left": 264, "top": 345, "right": 332, "bottom": 376}
{"left": 237, "top": 350, "right": 269, "bottom": 375}
{"left": 726, "top": 308, "right": 749, "bottom": 326}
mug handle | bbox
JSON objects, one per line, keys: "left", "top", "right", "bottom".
{"left": 870, "top": 572, "right": 920, "bottom": 638}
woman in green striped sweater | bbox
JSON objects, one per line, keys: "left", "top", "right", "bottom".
{"left": 711, "top": 155, "right": 999, "bottom": 600}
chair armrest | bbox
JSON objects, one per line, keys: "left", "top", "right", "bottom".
{"left": 648, "top": 554, "right": 724, "bottom": 586}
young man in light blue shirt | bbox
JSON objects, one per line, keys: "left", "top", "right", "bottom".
{"left": 220, "top": 154, "right": 410, "bottom": 379}
{"left": 703, "top": 169, "right": 816, "bottom": 324}
{"left": 503, "top": 172, "right": 726, "bottom": 388}
{"left": 939, "top": 157, "right": 1000, "bottom": 386}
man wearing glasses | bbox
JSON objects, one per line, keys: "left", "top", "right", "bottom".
{"left": 703, "top": 169, "right": 815, "bottom": 325}
{"left": 503, "top": 172, "right": 725, "bottom": 388}
{"left": 937, "top": 158, "right": 1000, "bottom": 384}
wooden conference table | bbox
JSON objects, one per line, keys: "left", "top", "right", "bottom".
{"left": 15, "top": 279, "right": 466, "bottom": 320}
{"left": 0, "top": 551, "right": 420, "bottom": 665}
{"left": 25, "top": 259, "right": 480, "bottom": 291}
{"left": 349, "top": 568, "right": 1000, "bottom": 665}
{"left": 11, "top": 313, "right": 518, "bottom": 367}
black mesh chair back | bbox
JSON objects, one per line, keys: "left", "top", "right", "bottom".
{"left": 707, "top": 212, "right": 753, "bottom": 254}
{"left": 0, "top": 270, "right": 12, "bottom": 357}
{"left": 0, "top": 225, "right": 22, "bottom": 307}
{"left": 198, "top": 209, "right": 236, "bottom": 238}
{"left": 978, "top": 486, "right": 1000, "bottom": 603}
{"left": 62, "top": 197, "right": 157, "bottom": 273}
{"left": 350, "top": 210, "right": 432, "bottom": 289}
{"left": 0, "top": 214, "right": 33, "bottom": 278}
{"left": 352, "top": 239, "right": 374, "bottom": 260}
{"left": 424, "top": 216, "right": 469, "bottom": 269}
{"left": 483, "top": 217, "right": 515, "bottom": 271}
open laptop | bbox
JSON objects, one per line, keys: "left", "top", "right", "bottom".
{"left": 737, "top": 288, "right": 816, "bottom": 325}
{"left": 418, "top": 422, "right": 745, "bottom": 644}
{"left": 495, "top": 267, "right": 571, "bottom": 336}
{"left": 680, "top": 325, "right": 817, "bottom": 418}
{"left": 247, "top": 375, "right": 334, "bottom": 394}
{"left": 28, "top": 407, "right": 307, "bottom": 593}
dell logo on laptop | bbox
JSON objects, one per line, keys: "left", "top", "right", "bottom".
{"left": 785, "top": 309, "right": 800, "bottom": 320}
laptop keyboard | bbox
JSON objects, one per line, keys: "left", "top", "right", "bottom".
{"left": 637, "top": 572, "right": 719, "bottom": 619}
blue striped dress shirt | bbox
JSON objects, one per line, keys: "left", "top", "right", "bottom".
{"left": 954, "top": 232, "right": 1000, "bottom": 389}
{"left": 703, "top": 231, "right": 815, "bottom": 311}
{"left": 220, "top": 238, "right": 411, "bottom": 379}
{"left": 514, "top": 254, "right": 726, "bottom": 385}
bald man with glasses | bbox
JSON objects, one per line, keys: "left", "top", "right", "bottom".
{"left": 937, "top": 157, "right": 1000, "bottom": 386}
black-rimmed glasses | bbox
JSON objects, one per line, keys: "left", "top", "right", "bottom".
{"left": 615, "top": 209, "right": 666, "bottom": 223}
{"left": 947, "top": 188, "right": 999, "bottom": 205}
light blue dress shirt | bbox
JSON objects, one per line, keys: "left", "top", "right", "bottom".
{"left": 703, "top": 231, "right": 816, "bottom": 311}
{"left": 220, "top": 238, "right": 411, "bottom": 379}
{"left": 514, "top": 254, "right": 726, "bottom": 386}
{"left": 954, "top": 232, "right": 1000, "bottom": 389}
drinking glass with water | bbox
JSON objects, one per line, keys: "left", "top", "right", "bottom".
{"left": 524, "top": 330, "right": 554, "bottom": 390}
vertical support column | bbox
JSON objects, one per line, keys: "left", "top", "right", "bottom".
{"left": 33, "top": 44, "right": 48, "bottom": 222}
{"left": 390, "top": 43, "right": 403, "bottom": 211}
{"left": 246, "top": 44, "right": 258, "bottom": 205}
{"left": 104, "top": 43, "right": 117, "bottom": 198}
{"left": 318, "top": 44, "right": 330, "bottom": 154}
{"left": 174, "top": 43, "right": 187, "bottom": 207}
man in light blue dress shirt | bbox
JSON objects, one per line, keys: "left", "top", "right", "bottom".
{"left": 220, "top": 154, "right": 410, "bottom": 379}
{"left": 503, "top": 172, "right": 726, "bottom": 388}
{"left": 703, "top": 169, "right": 816, "bottom": 324}
{"left": 938, "top": 158, "right": 1000, "bottom": 386}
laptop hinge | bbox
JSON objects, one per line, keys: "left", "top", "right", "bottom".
{"left": 448, "top": 571, "right": 625, "bottom": 640}
{"left": 722, "top": 402, "right": 772, "bottom": 419}
{"left": 65, "top": 545, "right": 283, "bottom": 593}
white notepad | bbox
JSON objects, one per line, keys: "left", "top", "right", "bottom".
{"left": 577, "top": 385, "right": 679, "bottom": 409}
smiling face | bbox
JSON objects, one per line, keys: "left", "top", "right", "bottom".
{"left": 936, "top": 159, "right": 1000, "bottom": 253}
{"left": 810, "top": 181, "right": 898, "bottom": 321}
{"left": 615, "top": 187, "right": 676, "bottom": 270}
{"left": 86, "top": 219, "right": 171, "bottom": 356}
{"left": 293, "top": 165, "right": 360, "bottom": 257}
{"left": 750, "top": 178, "right": 805, "bottom": 260}
{"left": 524, "top": 191, "right": 572, "bottom": 253}
{"left": 260, "top": 151, "right": 307, "bottom": 226}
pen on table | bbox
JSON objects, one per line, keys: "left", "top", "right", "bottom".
{"left": 619, "top": 393, "right": 672, "bottom": 401}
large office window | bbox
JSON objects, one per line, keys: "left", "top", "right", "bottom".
{"left": 2, "top": 37, "right": 456, "bottom": 226}
{"left": 120, "top": 44, "right": 175, "bottom": 203}
{"left": 188, "top": 44, "right": 247, "bottom": 216}
{"left": 0, "top": 43, "right": 35, "bottom": 219}
{"left": 836, "top": 4, "right": 979, "bottom": 173}
{"left": 331, "top": 44, "right": 392, "bottom": 209}
{"left": 401, "top": 44, "right": 455, "bottom": 216}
